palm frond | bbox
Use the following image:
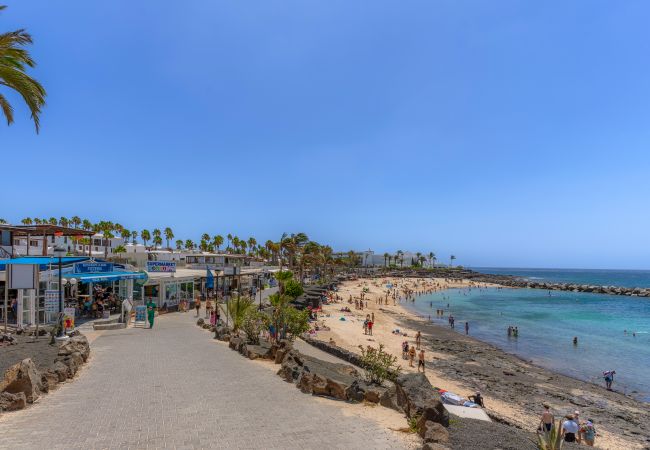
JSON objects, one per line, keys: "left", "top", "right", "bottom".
{"left": 0, "top": 92, "right": 13, "bottom": 125}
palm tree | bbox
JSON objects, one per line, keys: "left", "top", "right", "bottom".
{"left": 248, "top": 237, "right": 257, "bottom": 255}
{"left": 112, "top": 244, "right": 126, "bottom": 261}
{"left": 175, "top": 239, "right": 183, "bottom": 250}
{"left": 131, "top": 230, "right": 138, "bottom": 244}
{"left": 450, "top": 255, "right": 456, "bottom": 267}
{"left": 120, "top": 228, "right": 131, "bottom": 243}
{"left": 396, "top": 250, "right": 404, "bottom": 268}
{"left": 416, "top": 252, "right": 422, "bottom": 267}
{"left": 70, "top": 216, "right": 81, "bottom": 228}
{"left": 21, "top": 217, "right": 32, "bottom": 225}
{"left": 153, "top": 235, "right": 162, "bottom": 249}
{"left": 164, "top": 227, "right": 174, "bottom": 249}
{"left": 213, "top": 235, "right": 224, "bottom": 253}
{"left": 141, "top": 229, "right": 151, "bottom": 248}
{"left": 226, "top": 233, "right": 232, "bottom": 252}
{"left": 0, "top": 218, "right": 6, "bottom": 224}
{"left": 103, "top": 229, "right": 114, "bottom": 258}
{"left": 185, "top": 239, "right": 194, "bottom": 251}
{"left": 429, "top": 252, "right": 435, "bottom": 268}
{"left": 33, "top": 218, "right": 41, "bottom": 225}
{"left": 82, "top": 219, "right": 92, "bottom": 230}
{"left": 152, "top": 228, "right": 161, "bottom": 244}
{"left": 0, "top": 6, "right": 47, "bottom": 133}
{"left": 201, "top": 233, "right": 210, "bottom": 246}
{"left": 48, "top": 217, "right": 57, "bottom": 225}
{"left": 383, "top": 252, "right": 389, "bottom": 267}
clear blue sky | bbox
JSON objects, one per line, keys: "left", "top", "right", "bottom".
{"left": 2, "top": 1, "right": 650, "bottom": 269}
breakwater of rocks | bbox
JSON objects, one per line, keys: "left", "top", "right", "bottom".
{"left": 377, "top": 268, "right": 650, "bottom": 297}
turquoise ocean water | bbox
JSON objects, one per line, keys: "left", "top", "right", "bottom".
{"left": 404, "top": 276, "right": 650, "bottom": 402}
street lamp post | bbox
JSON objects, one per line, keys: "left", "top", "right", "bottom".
{"left": 53, "top": 246, "right": 67, "bottom": 338}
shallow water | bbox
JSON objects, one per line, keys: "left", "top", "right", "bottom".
{"left": 403, "top": 287, "right": 650, "bottom": 402}
{"left": 473, "top": 267, "right": 650, "bottom": 288}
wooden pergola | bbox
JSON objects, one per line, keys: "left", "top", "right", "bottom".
{"left": 1, "top": 225, "right": 95, "bottom": 256}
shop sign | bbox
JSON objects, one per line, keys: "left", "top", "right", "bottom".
{"left": 74, "top": 262, "right": 114, "bottom": 273}
{"left": 63, "top": 307, "right": 75, "bottom": 330}
{"left": 146, "top": 261, "right": 177, "bottom": 273}
{"left": 44, "top": 290, "right": 59, "bottom": 313}
{"left": 134, "top": 305, "right": 147, "bottom": 325}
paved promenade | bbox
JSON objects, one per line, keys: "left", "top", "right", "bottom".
{"left": 0, "top": 312, "right": 408, "bottom": 450}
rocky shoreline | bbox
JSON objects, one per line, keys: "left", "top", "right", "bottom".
{"left": 384, "top": 268, "right": 650, "bottom": 297}
{"left": 394, "top": 312, "right": 650, "bottom": 449}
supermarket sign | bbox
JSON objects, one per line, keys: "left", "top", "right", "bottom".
{"left": 146, "top": 261, "right": 176, "bottom": 273}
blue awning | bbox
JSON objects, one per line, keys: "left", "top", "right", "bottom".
{"left": 0, "top": 257, "right": 91, "bottom": 272}
{"left": 62, "top": 271, "right": 146, "bottom": 284}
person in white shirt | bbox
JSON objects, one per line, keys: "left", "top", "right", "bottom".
{"left": 561, "top": 414, "right": 579, "bottom": 443}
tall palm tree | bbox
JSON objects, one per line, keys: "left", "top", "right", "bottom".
{"left": 213, "top": 235, "right": 224, "bottom": 252}
{"left": 450, "top": 255, "right": 456, "bottom": 267}
{"left": 416, "top": 252, "right": 422, "bottom": 267}
{"left": 21, "top": 217, "right": 32, "bottom": 225}
{"left": 120, "top": 228, "right": 131, "bottom": 243}
{"left": 131, "top": 230, "right": 138, "bottom": 244}
{"left": 153, "top": 235, "right": 162, "bottom": 249}
{"left": 429, "top": 251, "right": 435, "bottom": 268}
{"left": 70, "top": 216, "right": 81, "bottom": 228}
{"left": 0, "top": 218, "right": 6, "bottom": 224}
{"left": 226, "top": 233, "right": 232, "bottom": 252}
{"left": 201, "top": 233, "right": 210, "bottom": 246}
{"left": 33, "top": 218, "right": 41, "bottom": 225}
{"left": 0, "top": 5, "right": 46, "bottom": 133}
{"left": 185, "top": 239, "right": 194, "bottom": 251}
{"left": 82, "top": 219, "right": 92, "bottom": 230}
{"left": 175, "top": 239, "right": 183, "bottom": 250}
{"left": 103, "top": 228, "right": 114, "bottom": 258}
{"left": 247, "top": 237, "right": 257, "bottom": 255}
{"left": 383, "top": 252, "right": 389, "bottom": 267}
{"left": 141, "top": 229, "right": 151, "bottom": 248}
{"left": 58, "top": 217, "right": 69, "bottom": 228}
{"left": 164, "top": 227, "right": 174, "bottom": 249}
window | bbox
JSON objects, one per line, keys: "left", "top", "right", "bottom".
{"left": 30, "top": 240, "right": 39, "bottom": 247}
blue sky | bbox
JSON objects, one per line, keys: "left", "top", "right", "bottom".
{"left": 2, "top": 1, "right": 650, "bottom": 269}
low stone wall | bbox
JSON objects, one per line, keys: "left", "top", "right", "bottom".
{"left": 0, "top": 334, "right": 90, "bottom": 414}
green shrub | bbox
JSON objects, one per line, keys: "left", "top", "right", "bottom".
{"left": 241, "top": 308, "right": 269, "bottom": 345}
{"left": 284, "top": 306, "right": 310, "bottom": 340}
{"left": 358, "top": 344, "right": 401, "bottom": 385}
{"left": 284, "top": 279, "right": 304, "bottom": 299}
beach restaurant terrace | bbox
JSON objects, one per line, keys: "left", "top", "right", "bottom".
{"left": 1, "top": 257, "right": 145, "bottom": 328}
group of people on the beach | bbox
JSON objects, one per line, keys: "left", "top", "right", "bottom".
{"left": 539, "top": 404, "right": 597, "bottom": 446}
{"left": 401, "top": 331, "right": 426, "bottom": 372}
{"left": 362, "top": 314, "right": 374, "bottom": 335}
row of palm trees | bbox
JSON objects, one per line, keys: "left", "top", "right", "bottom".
{"left": 382, "top": 251, "right": 457, "bottom": 268}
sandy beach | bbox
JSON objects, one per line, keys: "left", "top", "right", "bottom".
{"left": 310, "top": 277, "right": 650, "bottom": 450}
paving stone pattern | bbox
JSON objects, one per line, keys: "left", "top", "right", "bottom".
{"left": 0, "top": 312, "right": 407, "bottom": 449}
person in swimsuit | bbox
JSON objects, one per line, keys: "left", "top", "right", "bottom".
{"left": 417, "top": 349, "right": 425, "bottom": 372}
{"left": 539, "top": 403, "right": 554, "bottom": 432}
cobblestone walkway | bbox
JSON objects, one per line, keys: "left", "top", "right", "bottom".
{"left": 0, "top": 312, "right": 408, "bottom": 449}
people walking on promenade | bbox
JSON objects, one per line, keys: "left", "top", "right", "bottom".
{"left": 205, "top": 299, "right": 213, "bottom": 319}
{"left": 146, "top": 299, "right": 156, "bottom": 329}
{"left": 195, "top": 298, "right": 201, "bottom": 317}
